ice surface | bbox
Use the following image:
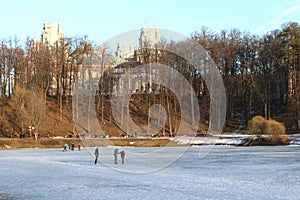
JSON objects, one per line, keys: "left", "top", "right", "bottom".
{"left": 0, "top": 146, "right": 300, "bottom": 200}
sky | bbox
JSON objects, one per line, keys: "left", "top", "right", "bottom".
{"left": 0, "top": 0, "right": 300, "bottom": 45}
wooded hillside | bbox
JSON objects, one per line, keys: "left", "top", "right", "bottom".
{"left": 0, "top": 22, "right": 299, "bottom": 137}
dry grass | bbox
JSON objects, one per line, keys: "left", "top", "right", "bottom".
{"left": 0, "top": 138, "right": 83, "bottom": 150}
{"left": 0, "top": 138, "right": 180, "bottom": 150}
{"left": 248, "top": 116, "right": 288, "bottom": 145}
{"left": 248, "top": 116, "right": 266, "bottom": 135}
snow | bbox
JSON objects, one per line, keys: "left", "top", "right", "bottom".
{"left": 172, "top": 136, "right": 249, "bottom": 146}
{"left": 289, "top": 137, "right": 300, "bottom": 145}
{"left": 0, "top": 146, "right": 300, "bottom": 199}
{"left": 173, "top": 135, "right": 300, "bottom": 146}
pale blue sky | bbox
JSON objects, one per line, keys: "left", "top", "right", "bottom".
{"left": 1, "top": 0, "right": 300, "bottom": 44}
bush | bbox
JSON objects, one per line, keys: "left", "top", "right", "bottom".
{"left": 248, "top": 116, "right": 266, "bottom": 136}
{"left": 248, "top": 116, "right": 288, "bottom": 145}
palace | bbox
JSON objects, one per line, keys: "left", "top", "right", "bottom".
{"left": 41, "top": 21, "right": 63, "bottom": 47}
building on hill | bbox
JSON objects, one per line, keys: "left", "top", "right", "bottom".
{"left": 40, "top": 21, "right": 66, "bottom": 95}
{"left": 115, "top": 42, "right": 135, "bottom": 64}
{"left": 114, "top": 27, "right": 161, "bottom": 64}
{"left": 136, "top": 27, "right": 161, "bottom": 63}
{"left": 115, "top": 43, "right": 133, "bottom": 59}
{"left": 40, "top": 23, "right": 162, "bottom": 97}
{"left": 41, "top": 21, "right": 63, "bottom": 47}
{"left": 138, "top": 27, "right": 160, "bottom": 49}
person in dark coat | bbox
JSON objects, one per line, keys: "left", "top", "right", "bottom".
{"left": 94, "top": 147, "right": 99, "bottom": 165}
{"left": 120, "top": 150, "right": 125, "bottom": 164}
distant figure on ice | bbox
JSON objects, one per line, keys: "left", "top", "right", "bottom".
{"left": 63, "top": 143, "right": 69, "bottom": 152}
{"left": 78, "top": 144, "right": 81, "bottom": 151}
{"left": 120, "top": 150, "right": 125, "bottom": 164}
{"left": 71, "top": 143, "right": 75, "bottom": 151}
{"left": 94, "top": 147, "right": 99, "bottom": 165}
{"left": 114, "top": 148, "right": 119, "bottom": 164}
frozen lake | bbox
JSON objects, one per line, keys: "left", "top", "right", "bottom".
{"left": 0, "top": 146, "right": 300, "bottom": 200}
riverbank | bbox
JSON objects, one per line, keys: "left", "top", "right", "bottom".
{"left": 1, "top": 134, "right": 299, "bottom": 150}
{"left": 0, "top": 137, "right": 178, "bottom": 150}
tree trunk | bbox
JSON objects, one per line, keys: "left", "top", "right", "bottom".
{"left": 296, "top": 55, "right": 300, "bottom": 130}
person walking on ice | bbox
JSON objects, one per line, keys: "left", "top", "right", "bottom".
{"left": 120, "top": 150, "right": 125, "bottom": 164}
{"left": 63, "top": 143, "right": 69, "bottom": 152}
{"left": 114, "top": 148, "right": 119, "bottom": 164}
{"left": 94, "top": 147, "right": 99, "bottom": 165}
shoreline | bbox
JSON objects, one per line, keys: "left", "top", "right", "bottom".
{"left": 0, "top": 137, "right": 180, "bottom": 150}
{"left": 1, "top": 134, "right": 299, "bottom": 150}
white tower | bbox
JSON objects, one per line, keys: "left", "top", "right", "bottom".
{"left": 41, "top": 21, "right": 63, "bottom": 47}
{"left": 139, "top": 27, "right": 160, "bottom": 49}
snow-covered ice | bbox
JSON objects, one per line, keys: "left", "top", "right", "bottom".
{"left": 0, "top": 146, "right": 300, "bottom": 200}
